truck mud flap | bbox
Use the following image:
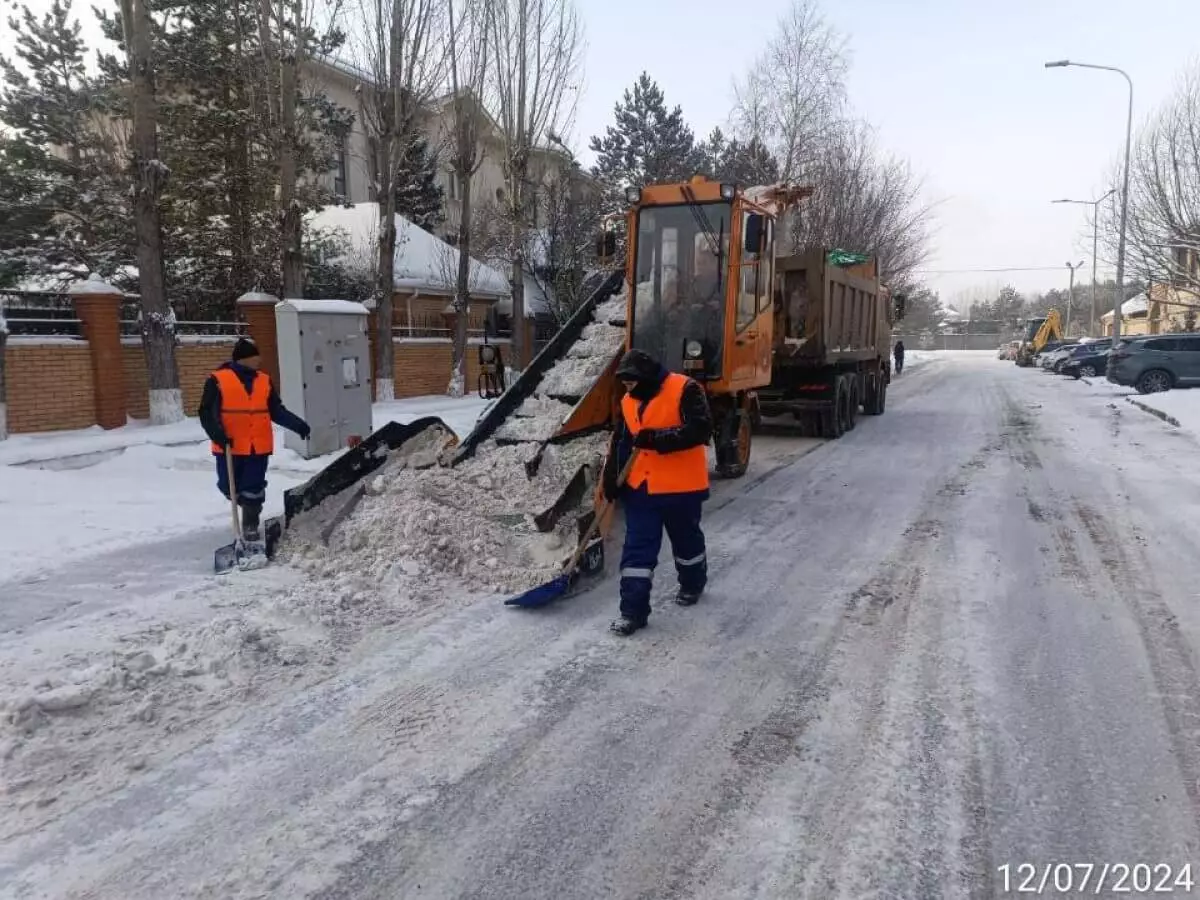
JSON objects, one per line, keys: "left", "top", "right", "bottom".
{"left": 280, "top": 415, "right": 457, "bottom": 527}
{"left": 452, "top": 268, "right": 623, "bottom": 464}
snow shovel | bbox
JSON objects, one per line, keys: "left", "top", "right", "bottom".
{"left": 213, "top": 449, "right": 266, "bottom": 573}
{"left": 505, "top": 451, "right": 637, "bottom": 608}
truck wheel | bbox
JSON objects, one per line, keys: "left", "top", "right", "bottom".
{"left": 821, "top": 380, "right": 846, "bottom": 439}
{"left": 845, "top": 378, "right": 859, "bottom": 431}
{"left": 876, "top": 377, "right": 887, "bottom": 414}
{"left": 715, "top": 409, "right": 752, "bottom": 478}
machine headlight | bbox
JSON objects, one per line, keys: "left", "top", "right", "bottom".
{"left": 685, "top": 340, "right": 703, "bottom": 359}
{"left": 480, "top": 345, "right": 496, "bottom": 362}
{"left": 624, "top": 185, "right": 642, "bottom": 204}
{"left": 719, "top": 183, "right": 736, "bottom": 200}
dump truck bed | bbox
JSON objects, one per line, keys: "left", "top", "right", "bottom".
{"left": 773, "top": 248, "right": 887, "bottom": 367}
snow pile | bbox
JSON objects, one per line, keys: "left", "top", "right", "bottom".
{"left": 274, "top": 290, "right": 629, "bottom": 623}
{"left": 0, "top": 574, "right": 326, "bottom": 822}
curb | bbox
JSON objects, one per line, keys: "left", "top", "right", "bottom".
{"left": 1125, "top": 397, "right": 1182, "bottom": 428}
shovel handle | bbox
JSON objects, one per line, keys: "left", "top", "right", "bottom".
{"left": 562, "top": 449, "right": 638, "bottom": 573}
{"left": 225, "top": 448, "right": 241, "bottom": 542}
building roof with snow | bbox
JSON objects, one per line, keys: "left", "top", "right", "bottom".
{"left": 1100, "top": 293, "right": 1150, "bottom": 321}
{"left": 307, "top": 203, "right": 547, "bottom": 317}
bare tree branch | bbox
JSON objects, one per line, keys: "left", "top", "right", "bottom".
{"left": 351, "top": 0, "right": 445, "bottom": 400}
{"left": 485, "top": 0, "right": 582, "bottom": 369}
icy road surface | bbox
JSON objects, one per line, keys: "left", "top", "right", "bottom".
{"left": 7, "top": 354, "right": 1200, "bottom": 898}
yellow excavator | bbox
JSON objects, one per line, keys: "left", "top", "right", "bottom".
{"left": 1015, "top": 309, "right": 1063, "bottom": 367}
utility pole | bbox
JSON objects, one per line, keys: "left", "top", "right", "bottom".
{"left": 1065, "top": 260, "right": 1084, "bottom": 336}
{"left": 1046, "top": 60, "right": 1133, "bottom": 342}
{"left": 1053, "top": 188, "right": 1116, "bottom": 336}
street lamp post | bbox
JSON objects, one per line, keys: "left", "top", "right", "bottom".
{"left": 1053, "top": 188, "right": 1116, "bottom": 335}
{"left": 1045, "top": 60, "right": 1133, "bottom": 342}
{"left": 1065, "top": 260, "right": 1084, "bottom": 335}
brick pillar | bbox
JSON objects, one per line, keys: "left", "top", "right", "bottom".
{"left": 71, "top": 277, "right": 127, "bottom": 430}
{"left": 236, "top": 292, "right": 280, "bottom": 388}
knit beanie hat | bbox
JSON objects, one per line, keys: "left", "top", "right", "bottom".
{"left": 232, "top": 338, "right": 260, "bottom": 361}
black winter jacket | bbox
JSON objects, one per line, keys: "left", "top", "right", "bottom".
{"left": 198, "top": 360, "right": 309, "bottom": 454}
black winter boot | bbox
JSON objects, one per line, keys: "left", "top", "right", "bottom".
{"left": 241, "top": 502, "right": 262, "bottom": 541}
{"left": 610, "top": 616, "right": 647, "bottom": 636}
{"left": 675, "top": 588, "right": 703, "bottom": 606}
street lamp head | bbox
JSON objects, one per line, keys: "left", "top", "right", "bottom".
{"left": 1045, "top": 59, "right": 1071, "bottom": 68}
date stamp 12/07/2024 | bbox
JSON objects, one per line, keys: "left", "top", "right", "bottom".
{"left": 998, "top": 863, "right": 1194, "bottom": 894}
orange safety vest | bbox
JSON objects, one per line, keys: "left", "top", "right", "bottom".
{"left": 621, "top": 372, "right": 710, "bottom": 495}
{"left": 210, "top": 367, "right": 274, "bottom": 456}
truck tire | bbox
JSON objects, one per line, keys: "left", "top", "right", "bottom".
{"left": 876, "top": 376, "right": 887, "bottom": 414}
{"left": 820, "top": 380, "right": 846, "bottom": 439}
{"left": 845, "top": 377, "right": 859, "bottom": 431}
{"left": 862, "top": 373, "right": 879, "bottom": 416}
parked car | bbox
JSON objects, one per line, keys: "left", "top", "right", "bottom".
{"left": 997, "top": 340, "right": 1020, "bottom": 360}
{"left": 1107, "top": 333, "right": 1200, "bottom": 393}
{"left": 1062, "top": 347, "right": 1110, "bottom": 379}
{"left": 1040, "top": 339, "right": 1081, "bottom": 370}
{"left": 1056, "top": 339, "right": 1112, "bottom": 374}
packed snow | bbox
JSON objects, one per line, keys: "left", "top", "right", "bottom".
{"left": 1123, "top": 387, "right": 1200, "bottom": 439}
{"left": 0, "top": 396, "right": 491, "bottom": 582}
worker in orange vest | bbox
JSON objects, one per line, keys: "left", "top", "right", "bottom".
{"left": 601, "top": 348, "right": 713, "bottom": 636}
{"left": 198, "top": 338, "right": 310, "bottom": 541}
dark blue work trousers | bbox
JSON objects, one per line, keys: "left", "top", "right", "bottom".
{"left": 619, "top": 486, "right": 708, "bottom": 622}
{"left": 214, "top": 452, "right": 270, "bottom": 508}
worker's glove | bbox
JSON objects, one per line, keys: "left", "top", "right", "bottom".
{"left": 216, "top": 433, "right": 232, "bottom": 449}
{"left": 602, "top": 461, "right": 621, "bottom": 502}
{"left": 632, "top": 429, "right": 661, "bottom": 451}
{"left": 298, "top": 422, "right": 312, "bottom": 440}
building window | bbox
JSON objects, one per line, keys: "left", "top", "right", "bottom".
{"left": 446, "top": 171, "right": 458, "bottom": 201}
{"left": 333, "top": 138, "right": 348, "bottom": 199}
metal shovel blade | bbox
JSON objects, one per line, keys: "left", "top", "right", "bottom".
{"left": 214, "top": 539, "right": 241, "bottom": 574}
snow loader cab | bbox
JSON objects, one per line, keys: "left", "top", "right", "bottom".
{"left": 614, "top": 175, "right": 803, "bottom": 477}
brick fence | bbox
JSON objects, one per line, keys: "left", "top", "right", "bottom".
{"left": 5, "top": 325, "right": 519, "bottom": 436}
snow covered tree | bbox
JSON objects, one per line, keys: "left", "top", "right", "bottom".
{"left": 394, "top": 133, "right": 444, "bottom": 233}
{"left": 589, "top": 72, "right": 704, "bottom": 209}
{"left": 355, "top": 0, "right": 443, "bottom": 401}
{"left": 527, "top": 169, "right": 604, "bottom": 323}
{"left": 0, "top": 0, "right": 131, "bottom": 286}
{"left": 115, "top": 0, "right": 184, "bottom": 423}
{"left": 443, "top": 0, "right": 489, "bottom": 397}
{"left": 698, "top": 127, "right": 781, "bottom": 187}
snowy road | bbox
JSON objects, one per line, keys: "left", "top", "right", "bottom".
{"left": 7, "top": 354, "right": 1200, "bottom": 898}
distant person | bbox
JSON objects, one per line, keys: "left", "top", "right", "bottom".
{"left": 602, "top": 349, "right": 712, "bottom": 637}
{"left": 198, "top": 339, "right": 310, "bottom": 541}
{"left": 894, "top": 340, "right": 905, "bottom": 375}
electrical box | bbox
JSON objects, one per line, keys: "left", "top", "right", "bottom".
{"left": 275, "top": 299, "right": 372, "bottom": 459}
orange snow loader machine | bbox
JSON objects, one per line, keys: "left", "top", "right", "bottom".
{"left": 594, "top": 175, "right": 907, "bottom": 476}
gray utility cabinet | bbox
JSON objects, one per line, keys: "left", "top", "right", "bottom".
{"left": 275, "top": 299, "right": 372, "bottom": 459}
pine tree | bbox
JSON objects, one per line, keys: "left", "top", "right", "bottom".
{"left": 717, "top": 137, "right": 781, "bottom": 187}
{"left": 0, "top": 0, "right": 131, "bottom": 285}
{"left": 394, "top": 133, "right": 444, "bottom": 233}
{"left": 589, "top": 72, "right": 705, "bottom": 210}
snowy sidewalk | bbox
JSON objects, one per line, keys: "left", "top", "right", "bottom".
{"left": 1075, "top": 375, "right": 1200, "bottom": 441}
{"left": 0, "top": 395, "right": 490, "bottom": 583}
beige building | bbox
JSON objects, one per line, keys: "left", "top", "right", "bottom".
{"left": 1101, "top": 246, "right": 1200, "bottom": 336}
{"left": 306, "top": 57, "right": 584, "bottom": 248}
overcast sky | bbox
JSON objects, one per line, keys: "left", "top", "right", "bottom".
{"left": 6, "top": 0, "right": 1200, "bottom": 309}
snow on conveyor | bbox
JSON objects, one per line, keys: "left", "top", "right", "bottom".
{"left": 276, "top": 291, "right": 629, "bottom": 607}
